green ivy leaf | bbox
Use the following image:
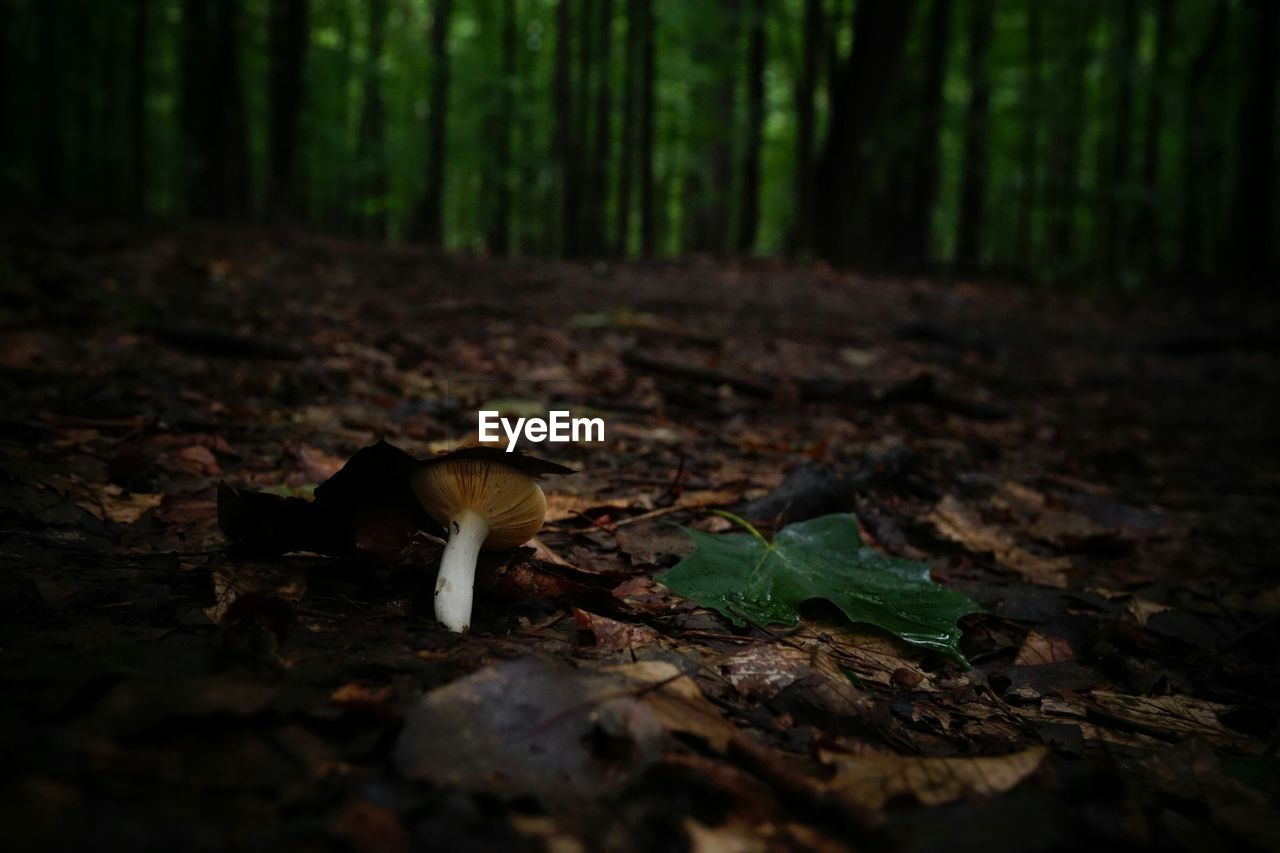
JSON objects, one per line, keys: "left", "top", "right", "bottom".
{"left": 659, "top": 513, "right": 981, "bottom": 664}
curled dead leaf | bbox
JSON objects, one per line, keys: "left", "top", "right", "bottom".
{"left": 931, "top": 494, "right": 1071, "bottom": 587}
{"left": 818, "top": 746, "right": 1048, "bottom": 810}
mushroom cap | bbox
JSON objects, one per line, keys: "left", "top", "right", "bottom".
{"left": 411, "top": 459, "right": 547, "bottom": 549}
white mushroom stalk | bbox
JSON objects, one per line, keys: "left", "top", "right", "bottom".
{"left": 412, "top": 458, "right": 547, "bottom": 633}
{"left": 434, "top": 508, "right": 489, "bottom": 632}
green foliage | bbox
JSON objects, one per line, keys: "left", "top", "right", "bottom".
{"left": 660, "top": 513, "right": 981, "bottom": 664}
{"left": 1, "top": 0, "right": 1271, "bottom": 284}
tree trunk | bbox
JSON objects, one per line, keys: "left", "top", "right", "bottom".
{"left": 615, "top": 0, "right": 641, "bottom": 255}
{"left": 790, "top": 0, "right": 822, "bottom": 256}
{"left": 902, "top": 0, "right": 951, "bottom": 265}
{"left": 356, "top": 0, "right": 389, "bottom": 238}
{"left": 955, "top": 0, "right": 993, "bottom": 274}
{"left": 1230, "top": 0, "right": 1277, "bottom": 284}
{"left": 204, "top": 0, "right": 249, "bottom": 219}
{"left": 268, "top": 0, "right": 308, "bottom": 223}
{"left": 687, "top": 1, "right": 737, "bottom": 255}
{"left": 413, "top": 0, "right": 451, "bottom": 246}
{"left": 1135, "top": 0, "right": 1171, "bottom": 279}
{"left": 129, "top": 0, "right": 148, "bottom": 216}
{"left": 638, "top": 0, "right": 656, "bottom": 255}
{"left": 588, "top": 0, "right": 614, "bottom": 256}
{"left": 554, "top": 0, "right": 577, "bottom": 256}
{"left": 179, "top": 0, "right": 207, "bottom": 215}
{"left": 737, "top": 0, "right": 765, "bottom": 254}
{"left": 812, "top": 0, "right": 915, "bottom": 264}
{"left": 1015, "top": 0, "right": 1040, "bottom": 271}
{"left": 1047, "top": 3, "right": 1095, "bottom": 272}
{"left": 1179, "top": 0, "right": 1227, "bottom": 278}
{"left": 568, "top": 0, "right": 594, "bottom": 255}
{"left": 488, "top": 0, "right": 516, "bottom": 254}
{"left": 1100, "top": 0, "right": 1138, "bottom": 282}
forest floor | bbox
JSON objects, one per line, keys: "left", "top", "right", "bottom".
{"left": 1, "top": 223, "right": 1278, "bottom": 852}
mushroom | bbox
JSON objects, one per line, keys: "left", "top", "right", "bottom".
{"left": 411, "top": 458, "right": 547, "bottom": 632}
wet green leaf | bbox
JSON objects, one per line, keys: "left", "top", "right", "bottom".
{"left": 660, "top": 513, "right": 981, "bottom": 664}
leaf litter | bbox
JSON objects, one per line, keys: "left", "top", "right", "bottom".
{"left": 1, "top": 226, "right": 1277, "bottom": 851}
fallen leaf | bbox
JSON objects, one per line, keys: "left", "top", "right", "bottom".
{"left": 572, "top": 608, "right": 659, "bottom": 649}
{"left": 1088, "top": 691, "right": 1264, "bottom": 751}
{"left": 722, "top": 645, "right": 812, "bottom": 701}
{"left": 930, "top": 494, "right": 1071, "bottom": 587}
{"left": 1013, "top": 631, "right": 1075, "bottom": 665}
{"left": 72, "top": 483, "right": 164, "bottom": 524}
{"left": 661, "top": 513, "right": 981, "bottom": 663}
{"left": 395, "top": 658, "right": 733, "bottom": 805}
{"left": 819, "top": 746, "right": 1048, "bottom": 810}
{"left": 166, "top": 444, "right": 220, "bottom": 477}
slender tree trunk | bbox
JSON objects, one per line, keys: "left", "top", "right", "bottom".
{"left": 568, "top": 0, "right": 594, "bottom": 255}
{"left": 791, "top": 0, "right": 822, "bottom": 255}
{"left": 268, "top": 0, "right": 308, "bottom": 222}
{"left": 825, "top": 0, "right": 842, "bottom": 118}
{"left": 903, "top": 0, "right": 951, "bottom": 265}
{"left": 1015, "top": 0, "right": 1040, "bottom": 271}
{"left": 1099, "top": 0, "right": 1138, "bottom": 282}
{"left": 737, "top": 0, "right": 765, "bottom": 253}
{"left": 812, "top": 0, "right": 915, "bottom": 263}
{"left": 687, "top": 1, "right": 737, "bottom": 255}
{"left": 71, "top": 2, "right": 93, "bottom": 199}
{"left": 615, "top": 0, "right": 640, "bottom": 255}
{"left": 1135, "top": 0, "right": 1171, "bottom": 279}
{"left": 1179, "top": 0, "right": 1227, "bottom": 278}
{"left": 205, "top": 0, "right": 249, "bottom": 219}
{"left": 554, "top": 0, "right": 577, "bottom": 255}
{"left": 129, "top": 0, "right": 148, "bottom": 216}
{"left": 638, "top": 0, "right": 656, "bottom": 255}
{"left": 955, "top": 0, "right": 993, "bottom": 274}
{"left": 1047, "top": 3, "right": 1095, "bottom": 272}
{"left": 356, "top": 0, "right": 389, "bottom": 238}
{"left": 414, "top": 0, "right": 451, "bottom": 246}
{"left": 488, "top": 0, "right": 516, "bottom": 254}
{"left": 588, "top": 0, "right": 614, "bottom": 256}
{"left": 1231, "top": 0, "right": 1277, "bottom": 284}
{"left": 179, "top": 0, "right": 207, "bottom": 215}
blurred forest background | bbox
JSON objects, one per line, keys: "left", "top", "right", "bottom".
{"left": 1, "top": 0, "right": 1275, "bottom": 289}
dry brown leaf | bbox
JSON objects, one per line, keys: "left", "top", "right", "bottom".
{"left": 545, "top": 492, "right": 647, "bottom": 521}
{"left": 331, "top": 683, "right": 394, "bottom": 707}
{"left": 166, "top": 444, "right": 220, "bottom": 476}
{"left": 607, "top": 660, "right": 736, "bottom": 754}
{"left": 819, "top": 746, "right": 1048, "bottom": 810}
{"left": 1089, "top": 692, "right": 1262, "bottom": 751}
{"left": 293, "top": 444, "right": 347, "bottom": 482}
{"left": 683, "top": 819, "right": 767, "bottom": 853}
{"left": 722, "top": 645, "right": 812, "bottom": 701}
{"left": 528, "top": 535, "right": 577, "bottom": 567}
{"left": 930, "top": 494, "right": 1071, "bottom": 587}
{"left": 72, "top": 483, "right": 164, "bottom": 524}
{"left": 1013, "top": 631, "right": 1075, "bottom": 665}
{"left": 792, "top": 624, "right": 935, "bottom": 691}
{"left": 572, "top": 608, "right": 659, "bottom": 649}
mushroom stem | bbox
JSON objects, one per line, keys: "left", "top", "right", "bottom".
{"left": 435, "top": 507, "right": 490, "bottom": 632}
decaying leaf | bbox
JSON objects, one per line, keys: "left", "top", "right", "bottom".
{"left": 573, "top": 608, "right": 659, "bottom": 649}
{"left": 395, "top": 658, "right": 734, "bottom": 805}
{"left": 818, "top": 746, "right": 1048, "bottom": 810}
{"left": 1013, "top": 631, "right": 1074, "bottom": 665}
{"left": 930, "top": 494, "right": 1071, "bottom": 587}
{"left": 1088, "top": 691, "right": 1264, "bottom": 752}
